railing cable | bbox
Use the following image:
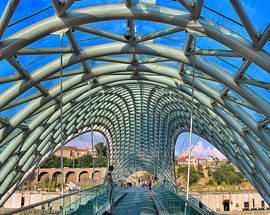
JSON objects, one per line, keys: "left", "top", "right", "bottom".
{"left": 186, "top": 37, "right": 196, "bottom": 200}
{"left": 59, "top": 31, "right": 65, "bottom": 214}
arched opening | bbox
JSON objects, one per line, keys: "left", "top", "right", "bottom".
{"left": 52, "top": 172, "right": 61, "bottom": 184}
{"left": 174, "top": 132, "right": 248, "bottom": 190}
{"left": 79, "top": 171, "right": 90, "bottom": 183}
{"left": 38, "top": 172, "right": 49, "bottom": 182}
{"left": 64, "top": 130, "right": 108, "bottom": 168}
{"left": 65, "top": 172, "right": 76, "bottom": 183}
{"left": 125, "top": 171, "right": 156, "bottom": 187}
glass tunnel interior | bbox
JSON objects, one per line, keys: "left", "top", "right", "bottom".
{"left": 0, "top": 0, "right": 269, "bottom": 212}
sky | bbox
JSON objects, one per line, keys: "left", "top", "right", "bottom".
{"left": 66, "top": 131, "right": 226, "bottom": 160}
{"left": 175, "top": 132, "right": 226, "bottom": 160}
{"left": 0, "top": 0, "right": 269, "bottom": 114}
{"left": 66, "top": 131, "right": 107, "bottom": 149}
{"left": 0, "top": 1, "right": 269, "bottom": 157}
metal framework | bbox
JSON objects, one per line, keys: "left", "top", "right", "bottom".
{"left": 0, "top": 0, "right": 270, "bottom": 206}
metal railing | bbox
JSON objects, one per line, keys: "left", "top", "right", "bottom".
{"left": 162, "top": 180, "right": 217, "bottom": 215}
{"left": 1, "top": 184, "right": 125, "bottom": 215}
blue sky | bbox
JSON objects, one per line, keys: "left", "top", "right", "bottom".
{"left": 66, "top": 131, "right": 226, "bottom": 160}
{"left": 175, "top": 132, "right": 226, "bottom": 160}
{"left": 0, "top": 1, "right": 269, "bottom": 158}
{"left": 66, "top": 131, "right": 107, "bottom": 149}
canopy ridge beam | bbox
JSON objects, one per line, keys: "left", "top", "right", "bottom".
{"left": 220, "top": 22, "right": 269, "bottom": 98}
{"left": 0, "top": 116, "right": 28, "bottom": 130}
{"left": 51, "top": 0, "right": 76, "bottom": 17}
{"left": 0, "top": 0, "right": 20, "bottom": 40}
{"left": 93, "top": 57, "right": 131, "bottom": 64}
{"left": 66, "top": 29, "right": 91, "bottom": 73}
{"left": 125, "top": 0, "right": 133, "bottom": 7}
{"left": 176, "top": 0, "right": 195, "bottom": 15}
{"left": 226, "top": 95, "right": 258, "bottom": 112}
{"left": 220, "top": 59, "right": 251, "bottom": 97}
{"left": 93, "top": 56, "right": 170, "bottom": 65}
{"left": 0, "top": 75, "right": 22, "bottom": 84}
{"left": 189, "top": 48, "right": 240, "bottom": 57}
{"left": 194, "top": 0, "right": 204, "bottom": 19}
{"left": 1, "top": 94, "right": 42, "bottom": 112}
{"left": 139, "top": 57, "right": 171, "bottom": 64}
{"left": 137, "top": 26, "right": 184, "bottom": 43}
{"left": 127, "top": 19, "right": 138, "bottom": 64}
{"left": 179, "top": 33, "right": 193, "bottom": 73}
{"left": 257, "top": 119, "right": 270, "bottom": 129}
{"left": 14, "top": 47, "right": 73, "bottom": 55}
{"left": 258, "top": 24, "right": 270, "bottom": 49}
{"left": 180, "top": 70, "right": 217, "bottom": 82}
{"left": 74, "top": 25, "right": 127, "bottom": 43}
{"left": 229, "top": 0, "right": 259, "bottom": 46}
{"left": 6, "top": 57, "right": 60, "bottom": 104}
{"left": 45, "top": 69, "right": 85, "bottom": 80}
{"left": 238, "top": 78, "right": 270, "bottom": 90}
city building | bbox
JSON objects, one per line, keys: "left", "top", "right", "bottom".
{"left": 54, "top": 147, "right": 98, "bottom": 158}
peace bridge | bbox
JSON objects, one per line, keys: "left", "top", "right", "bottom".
{"left": 0, "top": 0, "right": 270, "bottom": 214}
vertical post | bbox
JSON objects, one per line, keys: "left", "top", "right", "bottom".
{"left": 186, "top": 37, "right": 196, "bottom": 200}
{"left": 59, "top": 32, "right": 65, "bottom": 214}
{"left": 88, "top": 81, "right": 96, "bottom": 187}
{"left": 73, "top": 157, "right": 74, "bottom": 168}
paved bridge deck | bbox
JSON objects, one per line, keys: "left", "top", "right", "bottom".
{"left": 113, "top": 188, "right": 157, "bottom": 215}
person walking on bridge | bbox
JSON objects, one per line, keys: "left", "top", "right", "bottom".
{"left": 148, "top": 176, "right": 152, "bottom": 190}
{"left": 104, "top": 165, "right": 114, "bottom": 215}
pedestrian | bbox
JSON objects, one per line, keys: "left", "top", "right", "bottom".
{"left": 148, "top": 177, "right": 152, "bottom": 190}
{"left": 104, "top": 165, "right": 114, "bottom": 215}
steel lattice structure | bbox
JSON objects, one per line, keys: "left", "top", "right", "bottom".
{"left": 0, "top": 0, "right": 270, "bottom": 206}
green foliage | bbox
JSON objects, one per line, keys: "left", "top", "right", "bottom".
{"left": 39, "top": 178, "right": 57, "bottom": 191}
{"left": 143, "top": 172, "right": 154, "bottom": 179}
{"left": 176, "top": 166, "right": 186, "bottom": 177}
{"left": 176, "top": 166, "right": 204, "bottom": 185}
{"left": 94, "top": 142, "right": 107, "bottom": 157}
{"left": 212, "top": 163, "right": 245, "bottom": 185}
{"left": 206, "top": 166, "right": 212, "bottom": 177}
{"left": 76, "top": 154, "right": 93, "bottom": 168}
{"left": 40, "top": 143, "right": 107, "bottom": 168}
{"left": 197, "top": 164, "right": 204, "bottom": 178}
{"left": 94, "top": 142, "right": 107, "bottom": 167}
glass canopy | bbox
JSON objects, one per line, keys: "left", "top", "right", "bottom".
{"left": 0, "top": 0, "right": 269, "bottom": 207}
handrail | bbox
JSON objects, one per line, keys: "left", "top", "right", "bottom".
{"left": 163, "top": 181, "right": 217, "bottom": 215}
{"left": 1, "top": 185, "right": 104, "bottom": 215}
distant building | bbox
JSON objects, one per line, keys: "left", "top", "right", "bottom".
{"left": 181, "top": 150, "right": 187, "bottom": 158}
{"left": 178, "top": 156, "right": 197, "bottom": 166}
{"left": 207, "top": 156, "right": 214, "bottom": 163}
{"left": 197, "top": 158, "right": 206, "bottom": 166}
{"left": 54, "top": 147, "right": 98, "bottom": 158}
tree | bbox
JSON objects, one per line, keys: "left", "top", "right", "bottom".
{"left": 41, "top": 155, "right": 61, "bottom": 168}
{"left": 77, "top": 154, "right": 93, "bottom": 168}
{"left": 197, "top": 164, "right": 204, "bottom": 178}
{"left": 206, "top": 166, "right": 212, "bottom": 177}
{"left": 94, "top": 142, "right": 107, "bottom": 157}
{"left": 177, "top": 166, "right": 203, "bottom": 186}
{"left": 212, "top": 163, "right": 245, "bottom": 185}
{"left": 40, "top": 149, "right": 108, "bottom": 168}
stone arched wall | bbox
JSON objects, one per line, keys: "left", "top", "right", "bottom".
{"left": 38, "top": 172, "right": 49, "bottom": 182}
{"left": 65, "top": 172, "right": 76, "bottom": 183}
{"left": 52, "top": 172, "right": 61, "bottom": 184}
{"left": 79, "top": 171, "right": 91, "bottom": 183}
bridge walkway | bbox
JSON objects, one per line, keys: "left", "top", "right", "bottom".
{"left": 113, "top": 187, "right": 157, "bottom": 215}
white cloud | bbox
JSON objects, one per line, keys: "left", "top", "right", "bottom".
{"left": 175, "top": 150, "right": 181, "bottom": 158}
{"left": 66, "top": 132, "right": 107, "bottom": 148}
{"left": 191, "top": 141, "right": 226, "bottom": 160}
